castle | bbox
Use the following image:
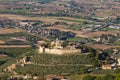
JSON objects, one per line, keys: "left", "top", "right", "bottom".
{"left": 38, "top": 39, "right": 81, "bottom": 55}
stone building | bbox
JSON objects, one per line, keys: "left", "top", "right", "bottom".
{"left": 38, "top": 40, "right": 81, "bottom": 54}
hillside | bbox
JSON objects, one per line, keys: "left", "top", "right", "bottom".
{"left": 0, "top": 0, "right": 120, "bottom": 80}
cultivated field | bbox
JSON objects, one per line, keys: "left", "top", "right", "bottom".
{"left": 0, "top": 14, "right": 76, "bottom": 24}
{"left": 86, "top": 31, "right": 118, "bottom": 37}
{"left": 0, "top": 45, "right": 31, "bottom": 48}
{"left": 85, "top": 44, "right": 120, "bottom": 49}
{"left": 0, "top": 28, "right": 22, "bottom": 34}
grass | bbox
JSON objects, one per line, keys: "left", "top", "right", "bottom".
{"left": 107, "top": 28, "right": 117, "bottom": 31}
{"left": 0, "top": 9, "right": 32, "bottom": 15}
{"left": 67, "top": 74, "right": 105, "bottom": 80}
{"left": 57, "top": 17, "right": 93, "bottom": 23}
{"left": 67, "top": 75, "right": 84, "bottom": 80}
{"left": 68, "top": 24, "right": 82, "bottom": 30}
{"left": 0, "top": 48, "right": 32, "bottom": 58}
{"left": 114, "top": 40, "right": 120, "bottom": 45}
{"left": 0, "top": 36, "right": 9, "bottom": 40}
{"left": 67, "top": 37, "right": 86, "bottom": 42}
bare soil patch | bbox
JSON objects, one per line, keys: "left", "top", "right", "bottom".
{"left": 86, "top": 31, "right": 117, "bottom": 37}
{"left": 0, "top": 14, "right": 78, "bottom": 24}
{"left": 0, "top": 45, "right": 31, "bottom": 48}
{"left": 85, "top": 44, "right": 120, "bottom": 49}
{"left": 0, "top": 40, "right": 5, "bottom": 44}
{"left": 85, "top": 44, "right": 112, "bottom": 49}
{"left": 0, "top": 28, "right": 21, "bottom": 34}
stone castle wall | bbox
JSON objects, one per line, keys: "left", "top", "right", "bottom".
{"left": 39, "top": 46, "right": 81, "bottom": 54}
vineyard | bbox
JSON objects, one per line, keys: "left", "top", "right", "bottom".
{"left": 15, "top": 53, "right": 92, "bottom": 76}
{"left": 0, "top": 47, "right": 34, "bottom": 73}
{"left": 31, "top": 53, "right": 90, "bottom": 65}
{"left": 15, "top": 64, "right": 86, "bottom": 76}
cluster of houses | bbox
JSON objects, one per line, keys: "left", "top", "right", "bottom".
{"left": 93, "top": 33, "right": 120, "bottom": 45}
{"left": 36, "top": 28, "right": 75, "bottom": 40}
{"left": 82, "top": 23, "right": 120, "bottom": 32}
{"left": 0, "top": 18, "right": 75, "bottom": 41}
{"left": 19, "top": 21, "right": 75, "bottom": 40}
{"left": 102, "top": 57, "right": 120, "bottom": 70}
{"left": 0, "top": 19, "right": 20, "bottom": 28}
{"left": 96, "top": 48, "right": 120, "bottom": 70}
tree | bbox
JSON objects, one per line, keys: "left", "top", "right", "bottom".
{"left": 115, "top": 69, "right": 120, "bottom": 74}
{"left": 80, "top": 68, "right": 88, "bottom": 74}
{"left": 95, "top": 77, "right": 102, "bottom": 80}
{"left": 83, "top": 75, "right": 96, "bottom": 80}
{"left": 95, "top": 75, "right": 115, "bottom": 80}
{"left": 102, "top": 74, "right": 115, "bottom": 80}
{"left": 115, "top": 73, "right": 120, "bottom": 80}
{"left": 61, "top": 41, "right": 68, "bottom": 48}
{"left": 43, "top": 42, "right": 51, "bottom": 48}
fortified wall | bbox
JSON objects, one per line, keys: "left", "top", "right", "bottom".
{"left": 38, "top": 39, "right": 81, "bottom": 54}
{"left": 39, "top": 46, "right": 81, "bottom": 54}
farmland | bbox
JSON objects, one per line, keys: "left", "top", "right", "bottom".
{"left": 0, "top": 28, "right": 21, "bottom": 34}
{"left": 0, "top": 0, "right": 120, "bottom": 80}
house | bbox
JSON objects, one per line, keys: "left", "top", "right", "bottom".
{"left": 93, "top": 37, "right": 101, "bottom": 42}
{"left": 117, "top": 58, "right": 120, "bottom": 66}
{"left": 3, "top": 64, "right": 16, "bottom": 72}
{"left": 46, "top": 75, "right": 67, "bottom": 80}
{"left": 0, "top": 19, "right": 20, "bottom": 28}
{"left": 102, "top": 64, "right": 112, "bottom": 70}
{"left": 109, "top": 25, "right": 120, "bottom": 29}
